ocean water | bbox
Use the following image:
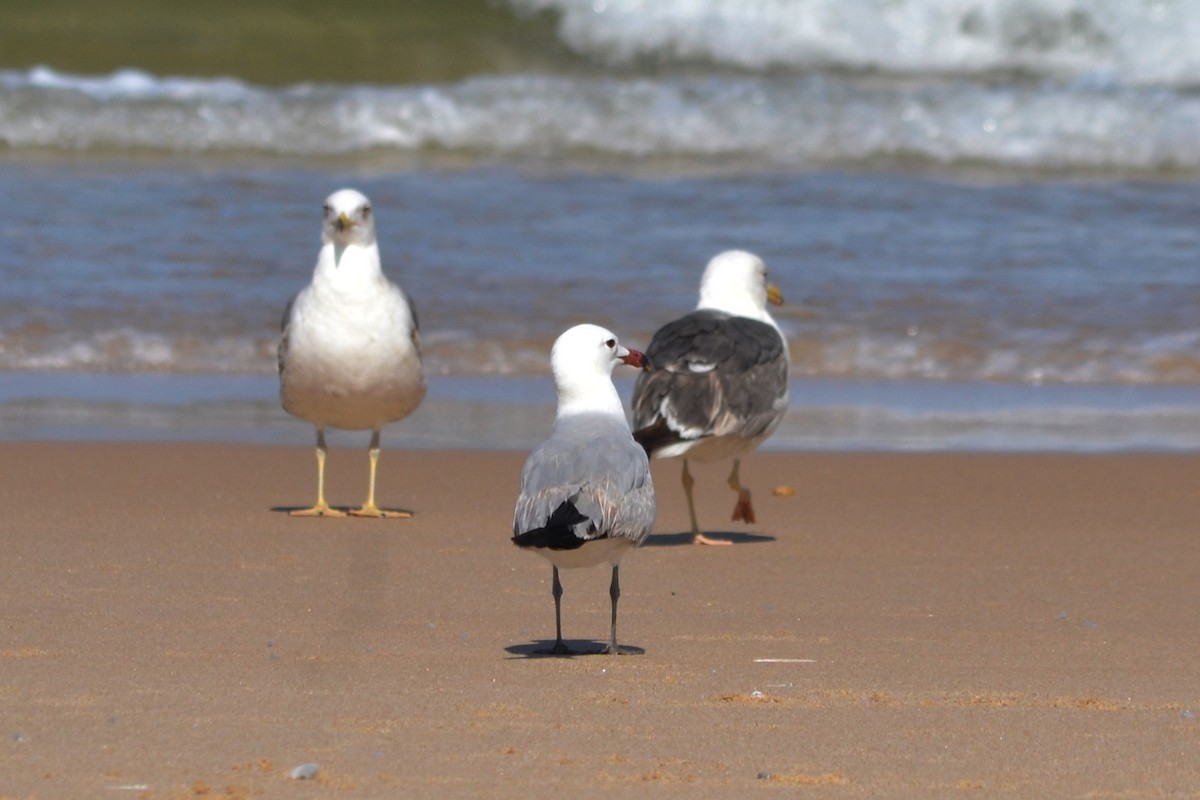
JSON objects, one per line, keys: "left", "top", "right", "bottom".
{"left": 1, "top": 0, "right": 1199, "bottom": 451}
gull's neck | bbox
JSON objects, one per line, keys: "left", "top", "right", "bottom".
{"left": 554, "top": 371, "right": 624, "bottom": 421}
{"left": 698, "top": 293, "right": 776, "bottom": 328}
{"left": 315, "top": 240, "right": 382, "bottom": 286}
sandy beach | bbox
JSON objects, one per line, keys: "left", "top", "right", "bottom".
{"left": 2, "top": 441, "right": 1199, "bottom": 798}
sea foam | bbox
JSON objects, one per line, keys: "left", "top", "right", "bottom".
{"left": 512, "top": 0, "right": 1200, "bottom": 86}
{"left": 1, "top": 66, "right": 1199, "bottom": 172}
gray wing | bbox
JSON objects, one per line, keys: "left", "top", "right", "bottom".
{"left": 277, "top": 291, "right": 300, "bottom": 376}
{"left": 406, "top": 291, "right": 419, "bottom": 333}
{"left": 401, "top": 288, "right": 422, "bottom": 353}
{"left": 384, "top": 281, "right": 421, "bottom": 351}
{"left": 280, "top": 293, "right": 298, "bottom": 334}
{"left": 513, "top": 415, "right": 655, "bottom": 546}
{"left": 632, "top": 310, "right": 788, "bottom": 448}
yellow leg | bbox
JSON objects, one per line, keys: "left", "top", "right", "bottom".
{"left": 684, "top": 459, "right": 732, "bottom": 546}
{"left": 350, "top": 431, "right": 413, "bottom": 519}
{"left": 681, "top": 459, "right": 700, "bottom": 535}
{"left": 291, "top": 429, "right": 345, "bottom": 517}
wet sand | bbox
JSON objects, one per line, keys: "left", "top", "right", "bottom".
{"left": 2, "top": 442, "right": 1198, "bottom": 797}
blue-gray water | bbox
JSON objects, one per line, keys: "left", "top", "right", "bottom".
{"left": 2, "top": 0, "right": 1199, "bottom": 451}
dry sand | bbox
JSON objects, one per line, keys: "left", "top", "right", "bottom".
{"left": 1, "top": 442, "right": 1199, "bottom": 798}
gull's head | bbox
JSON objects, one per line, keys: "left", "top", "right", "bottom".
{"left": 697, "top": 250, "right": 783, "bottom": 318}
{"left": 321, "top": 188, "right": 377, "bottom": 247}
{"left": 551, "top": 324, "right": 649, "bottom": 399}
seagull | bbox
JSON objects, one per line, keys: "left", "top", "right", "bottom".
{"left": 278, "top": 188, "right": 426, "bottom": 518}
{"left": 632, "top": 250, "right": 789, "bottom": 546}
{"left": 512, "top": 324, "right": 656, "bottom": 655}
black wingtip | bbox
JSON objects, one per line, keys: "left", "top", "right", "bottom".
{"left": 513, "top": 500, "right": 591, "bottom": 551}
{"left": 632, "top": 417, "right": 683, "bottom": 457}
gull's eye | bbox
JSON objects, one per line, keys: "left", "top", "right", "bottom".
{"left": 362, "top": 205, "right": 372, "bottom": 219}
{"left": 323, "top": 204, "right": 332, "bottom": 217}
{"left": 605, "top": 338, "right": 616, "bottom": 349}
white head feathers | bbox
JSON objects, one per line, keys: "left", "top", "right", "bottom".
{"left": 551, "top": 324, "right": 648, "bottom": 417}
{"left": 321, "top": 188, "right": 377, "bottom": 249}
{"left": 696, "top": 249, "right": 783, "bottom": 323}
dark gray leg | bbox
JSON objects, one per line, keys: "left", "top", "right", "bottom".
{"left": 549, "top": 566, "right": 570, "bottom": 654}
{"left": 606, "top": 565, "right": 621, "bottom": 654}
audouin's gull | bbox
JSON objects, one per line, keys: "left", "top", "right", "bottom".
{"left": 278, "top": 188, "right": 427, "bottom": 517}
{"left": 632, "top": 250, "right": 789, "bottom": 545}
{"left": 512, "top": 324, "right": 656, "bottom": 655}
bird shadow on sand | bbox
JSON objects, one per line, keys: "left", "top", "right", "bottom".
{"left": 644, "top": 530, "right": 776, "bottom": 547}
{"left": 505, "top": 641, "right": 646, "bottom": 659}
